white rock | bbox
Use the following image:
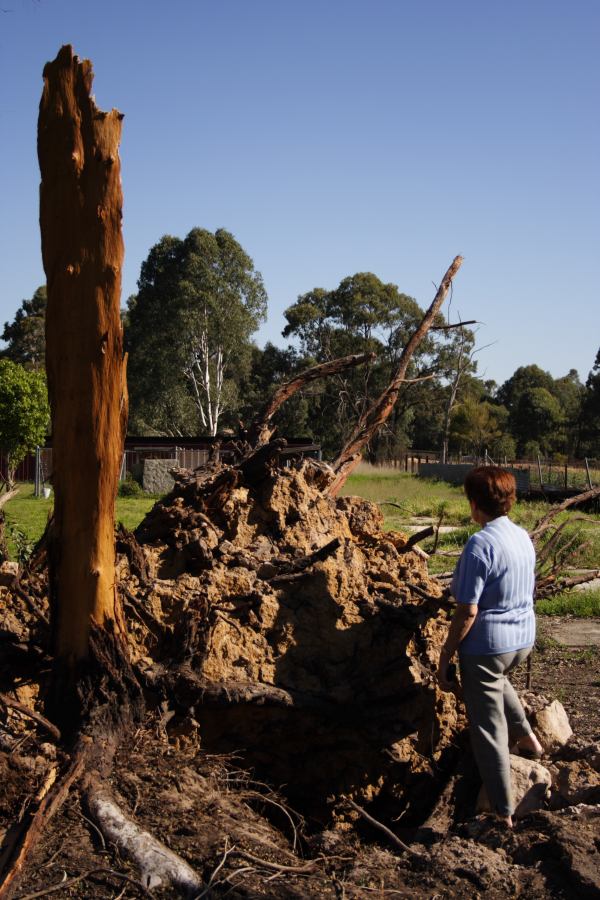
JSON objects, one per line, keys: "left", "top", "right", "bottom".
{"left": 0, "top": 561, "right": 19, "bottom": 586}
{"left": 533, "top": 700, "right": 573, "bottom": 753}
{"left": 477, "top": 754, "right": 552, "bottom": 818}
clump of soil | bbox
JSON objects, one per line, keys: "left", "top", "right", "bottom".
{"left": 122, "top": 458, "right": 461, "bottom": 820}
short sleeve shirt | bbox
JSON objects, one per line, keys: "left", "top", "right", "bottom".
{"left": 452, "top": 516, "right": 536, "bottom": 655}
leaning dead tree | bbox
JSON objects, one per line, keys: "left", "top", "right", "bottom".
{"left": 39, "top": 46, "right": 129, "bottom": 711}
{"left": 327, "top": 255, "right": 464, "bottom": 495}
{"left": 248, "top": 351, "right": 376, "bottom": 446}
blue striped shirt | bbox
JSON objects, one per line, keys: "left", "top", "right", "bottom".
{"left": 452, "top": 516, "right": 536, "bottom": 655}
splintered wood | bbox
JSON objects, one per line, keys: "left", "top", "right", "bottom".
{"left": 38, "top": 45, "right": 128, "bottom": 662}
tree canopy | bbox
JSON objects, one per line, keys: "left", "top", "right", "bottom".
{"left": 1, "top": 286, "right": 47, "bottom": 370}
{"left": 3, "top": 257, "right": 595, "bottom": 461}
{"left": 126, "top": 228, "right": 267, "bottom": 436}
{"left": 0, "top": 359, "right": 49, "bottom": 485}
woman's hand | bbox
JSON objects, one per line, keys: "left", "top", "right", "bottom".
{"left": 438, "top": 603, "right": 478, "bottom": 692}
{"left": 437, "top": 647, "right": 455, "bottom": 692}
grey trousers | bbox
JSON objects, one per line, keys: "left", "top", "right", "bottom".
{"left": 459, "top": 647, "right": 534, "bottom": 816}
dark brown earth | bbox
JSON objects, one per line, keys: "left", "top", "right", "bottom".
{"left": 0, "top": 459, "right": 599, "bottom": 898}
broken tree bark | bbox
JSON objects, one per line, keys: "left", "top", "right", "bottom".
{"left": 38, "top": 46, "right": 128, "bottom": 670}
{"left": 249, "top": 352, "right": 376, "bottom": 446}
{"left": 327, "top": 256, "right": 463, "bottom": 495}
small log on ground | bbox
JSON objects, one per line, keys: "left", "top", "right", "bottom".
{"left": 85, "top": 778, "right": 203, "bottom": 895}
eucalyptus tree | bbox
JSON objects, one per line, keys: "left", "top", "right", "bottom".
{"left": 1, "top": 286, "right": 47, "bottom": 370}
{"left": 126, "top": 228, "right": 267, "bottom": 435}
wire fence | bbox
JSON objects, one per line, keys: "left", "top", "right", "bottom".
{"left": 397, "top": 452, "right": 599, "bottom": 491}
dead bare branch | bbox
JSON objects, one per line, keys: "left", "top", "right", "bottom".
{"left": 530, "top": 485, "right": 600, "bottom": 545}
{"left": 0, "top": 487, "right": 19, "bottom": 510}
{"left": 249, "top": 352, "right": 375, "bottom": 446}
{"left": 328, "top": 256, "right": 463, "bottom": 495}
{"left": 398, "top": 526, "right": 434, "bottom": 553}
{"left": 346, "top": 798, "right": 422, "bottom": 857}
{"left": 0, "top": 693, "right": 61, "bottom": 742}
{"left": 0, "top": 741, "right": 91, "bottom": 897}
{"left": 84, "top": 778, "right": 203, "bottom": 895}
{"left": 431, "top": 319, "right": 478, "bottom": 331}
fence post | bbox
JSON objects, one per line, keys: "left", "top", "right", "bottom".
{"left": 564, "top": 461, "right": 568, "bottom": 490}
{"left": 34, "top": 445, "right": 41, "bottom": 497}
{"left": 537, "top": 454, "right": 543, "bottom": 489}
{"left": 585, "top": 458, "right": 593, "bottom": 490}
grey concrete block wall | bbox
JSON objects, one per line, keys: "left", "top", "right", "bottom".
{"left": 142, "top": 458, "right": 178, "bottom": 494}
{"left": 419, "top": 463, "right": 530, "bottom": 493}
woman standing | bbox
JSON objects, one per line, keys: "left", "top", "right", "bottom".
{"left": 437, "top": 466, "right": 543, "bottom": 827}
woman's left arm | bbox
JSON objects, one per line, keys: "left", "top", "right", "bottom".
{"left": 437, "top": 603, "right": 478, "bottom": 691}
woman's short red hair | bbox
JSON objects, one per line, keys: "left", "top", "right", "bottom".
{"left": 464, "top": 466, "right": 516, "bottom": 517}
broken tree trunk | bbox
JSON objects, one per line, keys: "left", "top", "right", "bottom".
{"left": 38, "top": 47, "right": 128, "bottom": 687}
{"left": 327, "top": 256, "right": 463, "bottom": 495}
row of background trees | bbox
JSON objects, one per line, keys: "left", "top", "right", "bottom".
{"left": 2, "top": 226, "right": 599, "bottom": 465}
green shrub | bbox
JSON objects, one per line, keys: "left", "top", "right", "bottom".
{"left": 118, "top": 475, "right": 143, "bottom": 498}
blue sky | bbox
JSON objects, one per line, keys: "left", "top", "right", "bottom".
{"left": 1, "top": 0, "right": 598, "bottom": 385}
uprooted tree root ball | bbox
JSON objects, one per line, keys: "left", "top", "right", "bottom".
{"left": 123, "top": 457, "right": 461, "bottom": 821}
{"left": 1, "top": 451, "right": 600, "bottom": 897}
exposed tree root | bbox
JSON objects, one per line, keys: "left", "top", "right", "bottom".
{"left": 345, "top": 799, "right": 422, "bottom": 858}
{"left": 84, "top": 778, "right": 203, "bottom": 896}
{"left": 0, "top": 740, "right": 92, "bottom": 898}
{"left": 0, "top": 694, "right": 60, "bottom": 743}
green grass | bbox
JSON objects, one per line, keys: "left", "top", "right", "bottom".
{"left": 536, "top": 589, "right": 600, "bottom": 618}
{"left": 2, "top": 483, "right": 159, "bottom": 560}
{"left": 342, "top": 468, "right": 471, "bottom": 525}
{"left": 343, "top": 466, "right": 600, "bottom": 617}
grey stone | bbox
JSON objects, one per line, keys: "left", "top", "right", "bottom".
{"left": 533, "top": 700, "right": 573, "bottom": 753}
{"left": 477, "top": 754, "right": 552, "bottom": 817}
{"left": 142, "top": 458, "right": 178, "bottom": 495}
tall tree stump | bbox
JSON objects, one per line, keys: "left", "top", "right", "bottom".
{"left": 38, "top": 46, "right": 127, "bottom": 675}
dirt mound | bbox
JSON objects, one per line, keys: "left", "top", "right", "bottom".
{"left": 121, "top": 458, "right": 461, "bottom": 819}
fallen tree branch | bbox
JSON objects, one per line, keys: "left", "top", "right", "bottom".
{"left": 249, "top": 353, "right": 376, "bottom": 446}
{"left": 268, "top": 538, "right": 342, "bottom": 583}
{"left": 535, "top": 516, "right": 600, "bottom": 572}
{"left": 536, "top": 568, "right": 600, "bottom": 600}
{"left": 0, "top": 740, "right": 91, "bottom": 897}
{"left": 0, "top": 693, "right": 61, "bottom": 742}
{"left": 84, "top": 778, "right": 203, "bottom": 895}
{"left": 398, "top": 526, "right": 434, "bottom": 553}
{"left": 530, "top": 485, "right": 600, "bottom": 545}
{"left": 328, "top": 256, "right": 463, "bottom": 495}
{"left": 346, "top": 799, "right": 422, "bottom": 857}
{"left": 0, "top": 487, "right": 19, "bottom": 511}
